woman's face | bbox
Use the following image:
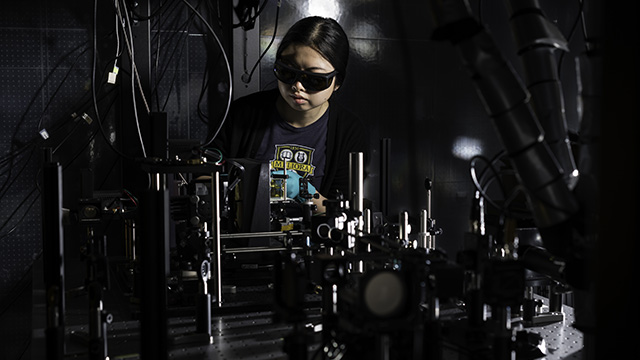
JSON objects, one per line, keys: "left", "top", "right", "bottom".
{"left": 276, "top": 44, "right": 339, "bottom": 115}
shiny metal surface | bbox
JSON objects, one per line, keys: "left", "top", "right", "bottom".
{"left": 525, "top": 296, "right": 584, "bottom": 360}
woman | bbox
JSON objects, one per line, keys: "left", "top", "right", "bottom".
{"left": 214, "top": 16, "right": 369, "bottom": 213}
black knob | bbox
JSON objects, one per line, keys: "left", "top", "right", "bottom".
{"left": 424, "top": 177, "right": 432, "bottom": 191}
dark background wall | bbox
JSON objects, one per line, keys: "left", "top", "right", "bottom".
{"left": 1, "top": 0, "right": 636, "bottom": 359}
{"left": 1, "top": 2, "right": 93, "bottom": 357}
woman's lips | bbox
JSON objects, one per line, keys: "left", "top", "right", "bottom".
{"left": 291, "top": 94, "right": 307, "bottom": 104}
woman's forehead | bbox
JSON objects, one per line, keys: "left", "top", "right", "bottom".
{"left": 279, "top": 44, "right": 333, "bottom": 70}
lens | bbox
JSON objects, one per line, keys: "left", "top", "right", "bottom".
{"left": 301, "top": 74, "right": 329, "bottom": 91}
{"left": 274, "top": 63, "right": 297, "bottom": 83}
{"left": 274, "top": 61, "right": 337, "bottom": 92}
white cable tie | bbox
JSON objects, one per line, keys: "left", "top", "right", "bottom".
{"left": 82, "top": 113, "right": 94, "bottom": 124}
{"left": 107, "top": 65, "right": 119, "bottom": 84}
{"left": 39, "top": 129, "right": 50, "bottom": 140}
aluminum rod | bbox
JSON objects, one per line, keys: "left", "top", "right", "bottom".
{"left": 219, "top": 231, "right": 304, "bottom": 239}
{"left": 211, "top": 171, "right": 223, "bottom": 308}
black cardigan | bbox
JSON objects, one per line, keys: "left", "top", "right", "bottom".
{"left": 213, "top": 89, "right": 370, "bottom": 197}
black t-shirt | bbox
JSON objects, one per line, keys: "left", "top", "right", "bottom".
{"left": 254, "top": 108, "right": 328, "bottom": 189}
{"left": 213, "top": 89, "right": 370, "bottom": 197}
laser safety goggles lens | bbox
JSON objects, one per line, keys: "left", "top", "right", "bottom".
{"left": 273, "top": 61, "right": 337, "bottom": 91}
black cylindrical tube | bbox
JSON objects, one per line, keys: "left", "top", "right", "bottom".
{"left": 140, "top": 176, "right": 169, "bottom": 360}
{"left": 42, "top": 158, "right": 65, "bottom": 360}
{"left": 196, "top": 293, "right": 212, "bottom": 335}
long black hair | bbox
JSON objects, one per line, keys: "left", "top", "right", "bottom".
{"left": 276, "top": 16, "right": 350, "bottom": 86}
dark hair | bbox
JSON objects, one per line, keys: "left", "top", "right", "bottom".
{"left": 276, "top": 16, "right": 350, "bottom": 86}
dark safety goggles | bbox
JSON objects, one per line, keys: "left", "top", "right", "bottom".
{"left": 273, "top": 60, "right": 337, "bottom": 91}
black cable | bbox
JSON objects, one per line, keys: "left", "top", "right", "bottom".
{"left": 179, "top": 0, "right": 233, "bottom": 148}
{"left": 196, "top": 56, "right": 214, "bottom": 125}
{"left": 557, "top": 0, "right": 586, "bottom": 75}
{"left": 29, "top": 74, "right": 120, "bottom": 202}
{"left": 62, "top": 90, "right": 121, "bottom": 172}
{"left": 192, "top": 3, "right": 227, "bottom": 125}
{"left": 477, "top": 151, "right": 508, "bottom": 188}
{"left": 119, "top": 0, "right": 150, "bottom": 157}
{"left": 159, "top": 34, "right": 190, "bottom": 112}
{"left": 147, "top": 0, "right": 187, "bottom": 112}
{"left": 150, "top": 0, "right": 183, "bottom": 31}
{"left": 3, "top": 137, "right": 44, "bottom": 200}
{"left": 47, "top": 74, "right": 120, "bottom": 156}
{"left": 150, "top": 0, "right": 223, "bottom": 119}
{"left": 130, "top": 0, "right": 172, "bottom": 21}
{"left": 34, "top": 59, "right": 117, "bottom": 146}
{"left": 63, "top": 94, "right": 122, "bottom": 195}
{"left": 0, "top": 40, "right": 91, "bottom": 196}
{"left": 470, "top": 155, "right": 506, "bottom": 203}
{"left": 578, "top": 0, "right": 589, "bottom": 51}
{"left": 0, "top": 160, "right": 30, "bottom": 198}
{"left": 153, "top": 27, "right": 162, "bottom": 111}
{"left": 12, "top": 40, "right": 89, "bottom": 139}
{"left": 0, "top": 187, "right": 39, "bottom": 241}
{"left": 35, "top": 91, "right": 114, "bottom": 193}
{"left": 0, "top": 39, "right": 105, "bottom": 173}
{"left": 242, "top": 0, "right": 280, "bottom": 84}
{"left": 93, "top": 0, "right": 135, "bottom": 162}
{"left": 15, "top": 335, "right": 31, "bottom": 360}
{"left": 37, "top": 46, "right": 91, "bottom": 131}
{"left": 233, "top": 0, "right": 269, "bottom": 29}
{"left": 149, "top": 0, "right": 191, "bottom": 56}
{"left": 0, "top": 147, "right": 36, "bottom": 201}
{"left": 51, "top": 122, "right": 82, "bottom": 155}
{"left": 26, "top": 71, "right": 121, "bottom": 199}
{"left": 4, "top": 36, "right": 112, "bottom": 168}
{"left": 96, "top": 151, "right": 124, "bottom": 191}
{"left": 159, "top": 5, "right": 197, "bottom": 112}
{"left": 0, "top": 141, "right": 35, "bottom": 176}
{"left": 469, "top": 153, "right": 531, "bottom": 219}
{"left": 29, "top": 93, "right": 119, "bottom": 216}
{"left": 151, "top": 1, "right": 185, "bottom": 45}
{"left": 208, "top": 0, "right": 225, "bottom": 31}
{"left": 151, "top": 2, "right": 196, "bottom": 110}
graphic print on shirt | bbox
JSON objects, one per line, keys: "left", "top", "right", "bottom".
{"left": 270, "top": 144, "right": 315, "bottom": 178}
